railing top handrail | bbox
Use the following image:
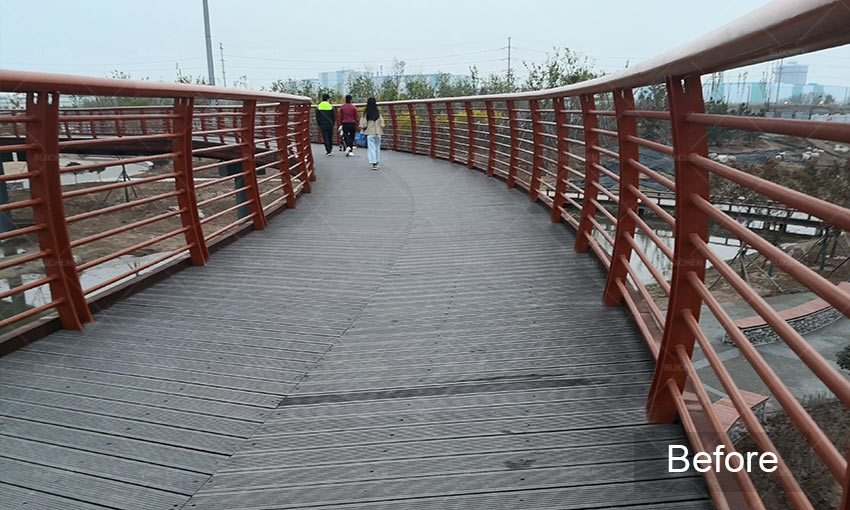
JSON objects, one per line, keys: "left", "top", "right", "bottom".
{"left": 375, "top": 0, "right": 850, "bottom": 105}
{"left": 0, "top": 69, "right": 312, "bottom": 103}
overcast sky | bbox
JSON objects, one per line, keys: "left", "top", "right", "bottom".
{"left": 2, "top": 0, "right": 849, "bottom": 90}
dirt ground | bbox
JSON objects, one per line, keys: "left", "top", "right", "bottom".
{"left": 644, "top": 231, "right": 850, "bottom": 306}
{"left": 735, "top": 398, "right": 850, "bottom": 509}
{"left": 1, "top": 156, "right": 300, "bottom": 283}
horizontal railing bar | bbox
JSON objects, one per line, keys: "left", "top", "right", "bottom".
{"left": 624, "top": 233, "right": 671, "bottom": 296}
{"left": 591, "top": 145, "right": 619, "bottom": 159}
{"left": 84, "top": 245, "right": 190, "bottom": 295}
{"left": 59, "top": 153, "right": 177, "bottom": 174}
{"left": 0, "top": 222, "right": 46, "bottom": 241}
{"left": 691, "top": 193, "right": 850, "bottom": 315}
{"left": 626, "top": 135, "right": 674, "bottom": 156}
{"left": 626, "top": 208, "right": 674, "bottom": 260}
{"left": 0, "top": 197, "right": 41, "bottom": 213}
{"left": 196, "top": 185, "right": 250, "bottom": 207}
{"left": 58, "top": 133, "right": 178, "bottom": 149}
{"left": 193, "top": 157, "right": 248, "bottom": 174}
{"left": 0, "top": 115, "right": 36, "bottom": 123}
{"left": 70, "top": 208, "right": 184, "bottom": 248}
{"left": 77, "top": 226, "right": 189, "bottom": 272}
{"left": 626, "top": 184, "right": 675, "bottom": 227}
{"left": 194, "top": 171, "right": 249, "bottom": 190}
{"left": 66, "top": 190, "right": 182, "bottom": 223}
{"left": 623, "top": 110, "right": 671, "bottom": 120}
{"left": 686, "top": 113, "right": 850, "bottom": 143}
{"left": 63, "top": 172, "right": 178, "bottom": 198}
{"left": 203, "top": 213, "right": 256, "bottom": 242}
{"left": 0, "top": 299, "right": 65, "bottom": 330}
{"left": 191, "top": 142, "right": 246, "bottom": 155}
{"left": 690, "top": 154, "right": 850, "bottom": 232}
{"left": 60, "top": 113, "right": 180, "bottom": 121}
{"left": 691, "top": 232, "right": 850, "bottom": 407}
{"left": 0, "top": 249, "right": 50, "bottom": 272}
{"left": 664, "top": 380, "right": 732, "bottom": 510}
{"left": 681, "top": 309, "right": 801, "bottom": 509}
{"left": 628, "top": 158, "right": 676, "bottom": 190}
{"left": 0, "top": 275, "right": 56, "bottom": 301}
{"left": 615, "top": 278, "right": 659, "bottom": 358}
{"left": 686, "top": 270, "right": 846, "bottom": 482}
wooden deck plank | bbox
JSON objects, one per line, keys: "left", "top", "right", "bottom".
{"left": 0, "top": 147, "right": 710, "bottom": 509}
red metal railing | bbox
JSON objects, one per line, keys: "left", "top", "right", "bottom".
{"left": 309, "top": 2, "right": 850, "bottom": 507}
{"left": 0, "top": 0, "right": 849, "bottom": 507}
{"left": 0, "top": 74, "right": 313, "bottom": 332}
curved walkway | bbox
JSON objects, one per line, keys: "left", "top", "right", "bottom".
{"left": 0, "top": 147, "right": 710, "bottom": 509}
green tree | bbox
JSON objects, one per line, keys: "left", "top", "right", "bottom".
{"left": 523, "top": 47, "right": 596, "bottom": 90}
{"left": 435, "top": 73, "right": 476, "bottom": 98}
{"left": 404, "top": 76, "right": 435, "bottom": 99}
{"left": 376, "top": 59, "right": 406, "bottom": 101}
{"left": 347, "top": 75, "right": 377, "bottom": 102}
{"left": 71, "top": 70, "right": 153, "bottom": 107}
{"left": 479, "top": 72, "right": 514, "bottom": 95}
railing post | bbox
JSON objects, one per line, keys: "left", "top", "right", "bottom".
{"left": 445, "top": 102, "right": 456, "bottom": 163}
{"left": 575, "top": 93, "right": 600, "bottom": 253}
{"left": 296, "top": 105, "right": 313, "bottom": 192}
{"left": 388, "top": 104, "right": 398, "bottom": 151}
{"left": 427, "top": 103, "right": 436, "bottom": 158}
{"left": 485, "top": 100, "right": 496, "bottom": 177}
{"left": 171, "top": 97, "right": 209, "bottom": 264}
{"left": 646, "top": 74, "right": 710, "bottom": 423}
{"left": 841, "top": 445, "right": 850, "bottom": 510}
{"left": 529, "top": 99, "right": 544, "bottom": 202}
{"left": 602, "top": 88, "right": 640, "bottom": 305}
{"left": 465, "top": 101, "right": 475, "bottom": 169}
{"left": 304, "top": 105, "right": 316, "bottom": 183}
{"left": 239, "top": 99, "right": 267, "bottom": 230}
{"left": 274, "top": 101, "right": 297, "bottom": 209}
{"left": 408, "top": 103, "right": 417, "bottom": 154}
{"left": 506, "top": 100, "right": 519, "bottom": 188}
{"left": 551, "top": 96, "right": 570, "bottom": 223}
{"left": 25, "top": 91, "right": 91, "bottom": 328}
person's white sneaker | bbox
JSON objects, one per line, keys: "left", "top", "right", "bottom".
{"left": 346, "top": 149, "right": 352, "bottom": 157}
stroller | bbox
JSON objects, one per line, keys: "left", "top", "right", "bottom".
{"left": 338, "top": 125, "right": 350, "bottom": 152}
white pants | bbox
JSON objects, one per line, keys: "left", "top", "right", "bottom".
{"left": 367, "top": 135, "right": 381, "bottom": 164}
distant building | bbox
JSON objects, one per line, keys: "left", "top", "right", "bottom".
{"left": 778, "top": 61, "right": 808, "bottom": 86}
{"left": 316, "top": 70, "right": 472, "bottom": 95}
{"left": 318, "top": 70, "right": 367, "bottom": 94}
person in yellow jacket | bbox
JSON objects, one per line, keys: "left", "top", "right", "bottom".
{"left": 359, "top": 97, "right": 385, "bottom": 170}
{"left": 315, "top": 94, "right": 335, "bottom": 156}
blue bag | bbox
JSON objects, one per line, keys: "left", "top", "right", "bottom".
{"left": 355, "top": 132, "right": 367, "bottom": 147}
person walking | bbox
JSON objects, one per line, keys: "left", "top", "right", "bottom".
{"left": 339, "top": 95, "right": 358, "bottom": 157}
{"left": 359, "top": 97, "right": 384, "bottom": 170}
{"left": 315, "top": 93, "right": 336, "bottom": 156}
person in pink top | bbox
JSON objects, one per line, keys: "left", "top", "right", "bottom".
{"left": 339, "top": 95, "right": 359, "bottom": 156}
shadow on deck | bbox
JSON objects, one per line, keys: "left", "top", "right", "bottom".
{"left": 0, "top": 147, "right": 710, "bottom": 509}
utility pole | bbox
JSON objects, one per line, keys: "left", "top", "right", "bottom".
{"left": 202, "top": 0, "right": 216, "bottom": 86}
{"left": 774, "top": 58, "right": 784, "bottom": 108}
{"left": 507, "top": 36, "right": 512, "bottom": 90}
{"left": 219, "top": 42, "right": 227, "bottom": 87}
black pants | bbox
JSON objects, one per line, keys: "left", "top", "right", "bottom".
{"left": 341, "top": 122, "right": 356, "bottom": 150}
{"left": 319, "top": 124, "right": 334, "bottom": 154}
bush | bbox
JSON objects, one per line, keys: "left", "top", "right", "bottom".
{"left": 838, "top": 344, "right": 850, "bottom": 371}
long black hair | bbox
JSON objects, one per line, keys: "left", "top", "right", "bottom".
{"left": 365, "top": 97, "right": 380, "bottom": 121}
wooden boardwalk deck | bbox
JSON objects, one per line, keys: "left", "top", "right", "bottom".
{"left": 0, "top": 147, "right": 711, "bottom": 509}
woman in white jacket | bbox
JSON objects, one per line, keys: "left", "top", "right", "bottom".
{"left": 359, "top": 97, "right": 385, "bottom": 170}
